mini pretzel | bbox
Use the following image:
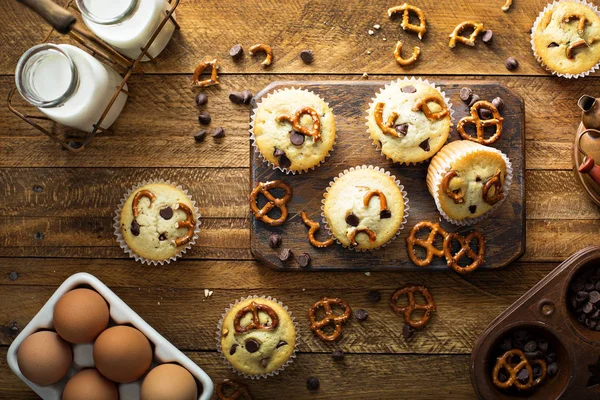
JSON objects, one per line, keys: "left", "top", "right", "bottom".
{"left": 363, "top": 189, "right": 390, "bottom": 217}
{"left": 249, "top": 181, "right": 292, "bottom": 227}
{"left": 191, "top": 58, "right": 219, "bottom": 87}
{"left": 388, "top": 4, "right": 427, "bottom": 40}
{"left": 233, "top": 301, "right": 279, "bottom": 334}
{"left": 443, "top": 231, "right": 485, "bottom": 274}
{"left": 390, "top": 285, "right": 436, "bottom": 329}
{"left": 249, "top": 44, "right": 273, "bottom": 66}
{"left": 563, "top": 13, "right": 588, "bottom": 35}
{"left": 132, "top": 190, "right": 156, "bottom": 217}
{"left": 216, "top": 379, "right": 252, "bottom": 400}
{"left": 566, "top": 38, "right": 588, "bottom": 59}
{"left": 405, "top": 221, "right": 448, "bottom": 267}
{"left": 347, "top": 228, "right": 377, "bottom": 247}
{"left": 441, "top": 170, "right": 465, "bottom": 204}
{"left": 276, "top": 107, "right": 322, "bottom": 142}
{"left": 374, "top": 102, "right": 401, "bottom": 137}
{"left": 483, "top": 170, "right": 505, "bottom": 206}
{"left": 493, "top": 349, "right": 536, "bottom": 391}
{"left": 301, "top": 211, "right": 334, "bottom": 248}
{"left": 501, "top": 0, "right": 512, "bottom": 12}
{"left": 173, "top": 202, "right": 196, "bottom": 247}
{"left": 308, "top": 297, "right": 352, "bottom": 341}
{"left": 457, "top": 100, "right": 504, "bottom": 145}
{"left": 448, "top": 21, "right": 485, "bottom": 48}
{"left": 394, "top": 41, "right": 421, "bottom": 66}
{"left": 412, "top": 96, "right": 449, "bottom": 121}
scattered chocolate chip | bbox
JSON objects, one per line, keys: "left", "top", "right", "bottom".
{"left": 505, "top": 57, "right": 519, "bottom": 71}
{"left": 395, "top": 123, "right": 409, "bottom": 136}
{"left": 468, "top": 94, "right": 481, "bottom": 107}
{"left": 331, "top": 349, "right": 345, "bottom": 361}
{"left": 492, "top": 97, "right": 505, "bottom": 110}
{"left": 306, "top": 377, "right": 320, "bottom": 391}
{"left": 298, "top": 252, "right": 311, "bottom": 267}
{"left": 198, "top": 111, "right": 211, "bottom": 125}
{"left": 34, "top": 232, "right": 44, "bottom": 240}
{"left": 269, "top": 234, "right": 282, "bottom": 249}
{"left": 419, "top": 139, "right": 430, "bottom": 152}
{"left": 229, "top": 92, "right": 245, "bottom": 105}
{"left": 229, "top": 44, "right": 244, "bottom": 59}
{"left": 523, "top": 340, "right": 537, "bottom": 353}
{"left": 479, "top": 108, "right": 493, "bottom": 120}
{"left": 230, "top": 344, "right": 238, "bottom": 355}
{"left": 131, "top": 220, "right": 140, "bottom": 236}
{"left": 279, "top": 248, "right": 293, "bottom": 261}
{"left": 273, "top": 148, "right": 285, "bottom": 157}
{"left": 8, "top": 272, "right": 18, "bottom": 281}
{"left": 459, "top": 87, "right": 473, "bottom": 102}
{"left": 195, "top": 92, "right": 207, "bottom": 107}
{"left": 158, "top": 233, "right": 167, "bottom": 241}
{"left": 160, "top": 206, "right": 173, "bottom": 220}
{"left": 245, "top": 339, "right": 260, "bottom": 353}
{"left": 476, "top": 176, "right": 482, "bottom": 182}
{"left": 368, "top": 290, "right": 381, "bottom": 303}
{"left": 276, "top": 340, "right": 287, "bottom": 349}
{"left": 481, "top": 30, "right": 493, "bottom": 44}
{"left": 401, "top": 85, "right": 417, "bottom": 93}
{"left": 10, "top": 322, "right": 19, "bottom": 332}
{"left": 547, "top": 362, "right": 559, "bottom": 377}
{"left": 355, "top": 309, "right": 369, "bottom": 321}
{"left": 212, "top": 127, "right": 225, "bottom": 138}
{"left": 194, "top": 130, "right": 207, "bottom": 142}
{"left": 469, "top": 205, "right": 477, "bottom": 214}
{"left": 516, "top": 368, "right": 530, "bottom": 382}
{"left": 290, "top": 130, "right": 305, "bottom": 146}
{"left": 33, "top": 185, "right": 44, "bottom": 193}
{"left": 548, "top": 42, "right": 559, "bottom": 48}
{"left": 279, "top": 153, "right": 292, "bottom": 169}
{"left": 345, "top": 213, "right": 360, "bottom": 227}
{"left": 402, "top": 324, "right": 415, "bottom": 339}
{"left": 380, "top": 209, "right": 392, "bottom": 219}
{"left": 260, "top": 358, "right": 269, "bottom": 367}
{"left": 300, "top": 49, "right": 314, "bottom": 64}
{"left": 241, "top": 90, "right": 253, "bottom": 104}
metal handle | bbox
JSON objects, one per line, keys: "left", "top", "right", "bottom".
{"left": 17, "top": 0, "right": 76, "bottom": 34}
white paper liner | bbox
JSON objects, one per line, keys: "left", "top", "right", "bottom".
{"left": 215, "top": 295, "right": 298, "bottom": 380}
{"left": 249, "top": 87, "right": 336, "bottom": 174}
{"left": 365, "top": 77, "right": 455, "bottom": 165}
{"left": 530, "top": 0, "right": 600, "bottom": 79}
{"left": 320, "top": 165, "right": 410, "bottom": 252}
{"left": 113, "top": 180, "right": 201, "bottom": 265}
{"left": 428, "top": 143, "right": 513, "bottom": 226}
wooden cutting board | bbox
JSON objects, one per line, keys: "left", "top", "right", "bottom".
{"left": 249, "top": 80, "right": 525, "bottom": 271}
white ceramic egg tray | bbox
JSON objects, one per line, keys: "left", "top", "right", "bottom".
{"left": 6, "top": 272, "right": 214, "bottom": 400}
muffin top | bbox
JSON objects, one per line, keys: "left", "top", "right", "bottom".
{"left": 323, "top": 167, "right": 406, "bottom": 250}
{"left": 252, "top": 88, "right": 336, "bottom": 172}
{"left": 533, "top": 1, "right": 600, "bottom": 75}
{"left": 119, "top": 183, "right": 197, "bottom": 261}
{"left": 367, "top": 80, "right": 451, "bottom": 164}
{"left": 220, "top": 298, "right": 296, "bottom": 376}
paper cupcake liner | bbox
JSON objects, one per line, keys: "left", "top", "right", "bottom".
{"left": 530, "top": 0, "right": 600, "bottom": 79}
{"left": 365, "top": 77, "right": 455, "bottom": 165}
{"left": 249, "top": 87, "right": 336, "bottom": 175}
{"left": 113, "top": 180, "right": 201, "bottom": 265}
{"left": 428, "top": 143, "right": 513, "bottom": 226}
{"left": 215, "top": 295, "right": 298, "bottom": 380}
{"left": 320, "top": 165, "right": 410, "bottom": 252}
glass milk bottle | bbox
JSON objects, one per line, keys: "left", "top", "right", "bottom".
{"left": 77, "top": 0, "right": 176, "bottom": 61}
{"left": 15, "top": 44, "right": 128, "bottom": 133}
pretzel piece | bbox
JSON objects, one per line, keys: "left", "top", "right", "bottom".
{"left": 233, "top": 301, "right": 279, "bottom": 333}
{"left": 441, "top": 170, "right": 465, "bottom": 204}
{"left": 249, "top": 44, "right": 273, "bottom": 66}
{"left": 412, "top": 95, "right": 449, "bottom": 121}
{"left": 173, "top": 202, "right": 196, "bottom": 247}
{"left": 482, "top": 170, "right": 505, "bottom": 206}
{"left": 449, "top": 21, "right": 485, "bottom": 48}
{"left": 443, "top": 231, "right": 485, "bottom": 274}
{"left": 276, "top": 106, "right": 322, "bottom": 142}
{"left": 388, "top": 4, "right": 427, "bottom": 40}
{"left": 394, "top": 41, "right": 421, "bottom": 66}
{"left": 216, "top": 379, "right": 252, "bottom": 400}
{"left": 390, "top": 285, "right": 436, "bottom": 329}
{"left": 347, "top": 228, "right": 377, "bottom": 247}
{"left": 132, "top": 190, "right": 156, "bottom": 217}
{"left": 301, "top": 211, "right": 334, "bottom": 248}
{"left": 493, "top": 349, "right": 535, "bottom": 391}
{"left": 374, "top": 102, "right": 401, "bottom": 137}
{"left": 405, "top": 221, "right": 448, "bottom": 267}
{"left": 363, "top": 189, "right": 390, "bottom": 218}
{"left": 308, "top": 297, "right": 352, "bottom": 341}
{"left": 191, "top": 59, "right": 219, "bottom": 87}
{"left": 566, "top": 38, "right": 589, "bottom": 59}
{"left": 457, "top": 100, "right": 504, "bottom": 145}
{"left": 249, "top": 181, "right": 293, "bottom": 227}
{"left": 563, "top": 13, "right": 588, "bottom": 35}
{"left": 501, "top": 0, "right": 512, "bottom": 12}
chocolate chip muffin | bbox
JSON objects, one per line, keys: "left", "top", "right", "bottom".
{"left": 219, "top": 297, "right": 296, "bottom": 377}
{"left": 322, "top": 166, "right": 408, "bottom": 251}
{"left": 118, "top": 182, "right": 198, "bottom": 263}
{"left": 367, "top": 79, "right": 452, "bottom": 164}
{"left": 251, "top": 88, "right": 336, "bottom": 173}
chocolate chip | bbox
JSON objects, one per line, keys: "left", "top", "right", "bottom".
{"left": 260, "top": 358, "right": 269, "bottom": 367}
{"left": 368, "top": 290, "right": 381, "bottom": 303}
{"left": 548, "top": 42, "right": 559, "bottom": 48}
{"left": 533, "top": 364, "right": 542, "bottom": 377}
{"left": 402, "top": 324, "right": 415, "bottom": 339}
{"left": 546, "top": 352, "right": 556, "bottom": 364}
{"left": 579, "top": 312, "right": 587, "bottom": 323}
{"left": 194, "top": 130, "right": 207, "bottom": 142}
{"left": 523, "top": 340, "right": 537, "bottom": 352}
{"left": 355, "top": 309, "right": 369, "bottom": 321}
{"left": 586, "top": 281, "right": 596, "bottom": 291}
{"left": 241, "top": 90, "right": 253, "bottom": 104}
{"left": 300, "top": 49, "right": 314, "bottom": 64}
{"left": 590, "top": 291, "right": 600, "bottom": 304}
{"left": 476, "top": 176, "right": 482, "bottom": 182}
{"left": 229, "top": 43, "right": 243, "bottom": 59}
{"left": 586, "top": 318, "right": 598, "bottom": 329}
{"left": 195, "top": 93, "right": 207, "bottom": 107}
{"left": 547, "top": 362, "right": 559, "bottom": 377}
{"left": 159, "top": 206, "right": 173, "bottom": 220}
{"left": 537, "top": 340, "right": 549, "bottom": 353}
{"left": 345, "top": 213, "right": 359, "bottom": 227}
{"left": 306, "top": 377, "right": 320, "bottom": 391}
{"left": 8, "top": 272, "right": 18, "bottom": 281}
{"left": 279, "top": 153, "right": 291, "bottom": 169}
{"left": 33, "top": 185, "right": 43, "bottom": 193}
{"left": 459, "top": 87, "right": 473, "bottom": 102}
{"left": 276, "top": 340, "right": 287, "bottom": 349}
{"left": 269, "top": 234, "right": 282, "bottom": 249}
{"left": 229, "top": 92, "right": 245, "bottom": 105}
{"left": 590, "top": 308, "right": 600, "bottom": 319}
{"left": 131, "top": 220, "right": 140, "bottom": 236}
{"left": 245, "top": 339, "right": 260, "bottom": 353}
{"left": 198, "top": 111, "right": 211, "bottom": 125}
{"left": 516, "top": 368, "right": 529, "bottom": 382}
{"left": 290, "top": 130, "right": 305, "bottom": 146}
{"left": 468, "top": 205, "right": 477, "bottom": 214}
{"left": 481, "top": 30, "right": 493, "bottom": 44}
{"left": 497, "top": 371, "right": 508, "bottom": 382}
{"left": 279, "top": 248, "right": 293, "bottom": 261}
{"left": 479, "top": 108, "right": 493, "bottom": 120}
{"left": 525, "top": 350, "right": 544, "bottom": 360}
{"left": 419, "top": 139, "right": 430, "bottom": 152}
{"left": 331, "top": 349, "right": 345, "bottom": 361}
{"left": 230, "top": 344, "right": 238, "bottom": 355}
{"left": 298, "top": 252, "right": 311, "bottom": 267}
{"left": 273, "top": 148, "right": 285, "bottom": 157}
{"left": 492, "top": 97, "right": 505, "bottom": 110}
{"left": 212, "top": 127, "right": 225, "bottom": 138}
{"left": 499, "top": 337, "right": 513, "bottom": 352}
{"left": 505, "top": 57, "right": 519, "bottom": 71}
{"left": 468, "top": 94, "right": 481, "bottom": 107}
{"left": 395, "top": 123, "right": 408, "bottom": 136}
{"left": 584, "top": 302, "right": 595, "bottom": 314}
{"left": 402, "top": 85, "right": 417, "bottom": 93}
{"left": 380, "top": 209, "right": 392, "bottom": 219}
{"left": 158, "top": 233, "right": 167, "bottom": 241}
{"left": 34, "top": 232, "right": 44, "bottom": 240}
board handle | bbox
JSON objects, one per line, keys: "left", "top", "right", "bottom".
{"left": 17, "top": 0, "right": 76, "bottom": 34}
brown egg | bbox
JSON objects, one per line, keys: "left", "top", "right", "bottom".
{"left": 17, "top": 331, "right": 72, "bottom": 386}
{"left": 62, "top": 369, "right": 118, "bottom": 400}
{"left": 140, "top": 363, "right": 197, "bottom": 400}
{"left": 53, "top": 288, "right": 110, "bottom": 344}
{"left": 94, "top": 325, "right": 152, "bottom": 383}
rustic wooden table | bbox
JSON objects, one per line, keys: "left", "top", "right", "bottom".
{"left": 0, "top": 0, "right": 599, "bottom": 398}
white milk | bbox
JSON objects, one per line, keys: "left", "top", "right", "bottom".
{"left": 78, "top": 0, "right": 176, "bottom": 61}
{"left": 15, "top": 44, "right": 127, "bottom": 133}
